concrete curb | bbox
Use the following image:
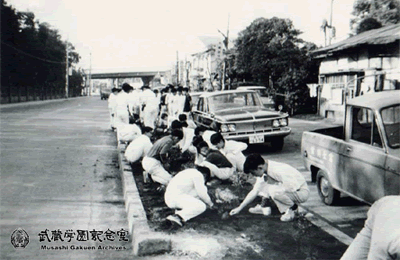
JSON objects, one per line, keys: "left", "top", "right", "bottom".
{"left": 116, "top": 130, "right": 172, "bottom": 256}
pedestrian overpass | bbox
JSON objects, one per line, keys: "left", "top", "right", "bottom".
{"left": 89, "top": 70, "right": 169, "bottom": 87}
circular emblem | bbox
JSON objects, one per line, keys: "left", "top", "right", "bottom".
{"left": 11, "top": 228, "right": 29, "bottom": 249}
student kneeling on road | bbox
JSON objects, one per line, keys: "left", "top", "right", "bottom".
{"left": 142, "top": 129, "right": 183, "bottom": 186}
{"left": 230, "top": 154, "right": 309, "bottom": 222}
{"left": 165, "top": 164, "right": 214, "bottom": 227}
{"left": 196, "top": 141, "right": 235, "bottom": 181}
{"left": 210, "top": 132, "right": 247, "bottom": 173}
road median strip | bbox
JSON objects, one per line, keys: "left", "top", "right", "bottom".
{"left": 116, "top": 128, "right": 355, "bottom": 255}
{"left": 116, "top": 130, "right": 172, "bottom": 256}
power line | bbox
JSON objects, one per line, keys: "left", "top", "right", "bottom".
{"left": 1, "top": 41, "right": 66, "bottom": 64}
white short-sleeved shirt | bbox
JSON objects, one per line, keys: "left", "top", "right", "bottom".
{"left": 125, "top": 135, "right": 153, "bottom": 163}
{"left": 252, "top": 160, "right": 308, "bottom": 195}
{"left": 165, "top": 168, "right": 212, "bottom": 206}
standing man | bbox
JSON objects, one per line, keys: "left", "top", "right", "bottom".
{"left": 182, "top": 87, "right": 192, "bottom": 116}
{"left": 230, "top": 154, "right": 309, "bottom": 222}
{"left": 142, "top": 129, "right": 183, "bottom": 186}
{"left": 175, "top": 86, "right": 186, "bottom": 117}
{"left": 115, "top": 83, "right": 133, "bottom": 127}
{"left": 210, "top": 133, "right": 247, "bottom": 172}
{"left": 108, "top": 87, "right": 120, "bottom": 130}
{"left": 167, "top": 87, "right": 179, "bottom": 125}
{"left": 141, "top": 86, "right": 159, "bottom": 129}
{"left": 127, "top": 87, "right": 141, "bottom": 118}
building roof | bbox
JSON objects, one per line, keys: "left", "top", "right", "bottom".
{"left": 312, "top": 23, "right": 400, "bottom": 58}
{"left": 347, "top": 90, "right": 400, "bottom": 110}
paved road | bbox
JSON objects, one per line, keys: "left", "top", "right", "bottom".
{"left": 0, "top": 97, "right": 133, "bottom": 259}
{"left": 249, "top": 117, "right": 369, "bottom": 243}
{"left": 0, "top": 97, "right": 369, "bottom": 259}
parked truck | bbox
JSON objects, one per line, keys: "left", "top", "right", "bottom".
{"left": 301, "top": 90, "right": 399, "bottom": 205}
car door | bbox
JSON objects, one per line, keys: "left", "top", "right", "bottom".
{"left": 192, "top": 97, "right": 204, "bottom": 126}
{"left": 385, "top": 153, "right": 400, "bottom": 196}
{"left": 340, "top": 106, "right": 387, "bottom": 204}
{"left": 200, "top": 97, "right": 215, "bottom": 129}
{"left": 380, "top": 104, "right": 400, "bottom": 196}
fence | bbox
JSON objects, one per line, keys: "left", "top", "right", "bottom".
{"left": 0, "top": 85, "right": 82, "bottom": 104}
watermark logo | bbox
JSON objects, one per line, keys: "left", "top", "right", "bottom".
{"left": 11, "top": 228, "right": 29, "bottom": 249}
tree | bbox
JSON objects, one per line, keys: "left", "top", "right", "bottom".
{"left": 356, "top": 17, "right": 383, "bottom": 33}
{"left": 351, "top": 0, "right": 400, "bottom": 34}
{"left": 1, "top": 1, "right": 84, "bottom": 102}
{"left": 234, "top": 17, "right": 318, "bottom": 94}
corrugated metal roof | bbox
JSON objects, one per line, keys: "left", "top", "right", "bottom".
{"left": 312, "top": 23, "right": 400, "bottom": 58}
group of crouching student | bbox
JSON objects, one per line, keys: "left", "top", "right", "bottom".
{"left": 113, "top": 85, "right": 309, "bottom": 228}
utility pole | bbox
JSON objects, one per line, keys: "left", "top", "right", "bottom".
{"left": 176, "top": 51, "right": 179, "bottom": 85}
{"left": 65, "top": 42, "right": 69, "bottom": 98}
{"left": 329, "top": 0, "right": 334, "bottom": 45}
{"left": 218, "top": 13, "right": 230, "bottom": 91}
{"left": 89, "top": 52, "right": 92, "bottom": 96}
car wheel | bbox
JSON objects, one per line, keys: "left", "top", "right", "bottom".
{"left": 271, "top": 137, "right": 284, "bottom": 151}
{"left": 317, "top": 169, "right": 340, "bottom": 205}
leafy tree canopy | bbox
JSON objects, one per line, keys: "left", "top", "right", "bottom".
{"left": 351, "top": 0, "right": 400, "bottom": 34}
{"left": 1, "top": 0, "right": 83, "bottom": 99}
{"left": 233, "top": 17, "right": 319, "bottom": 94}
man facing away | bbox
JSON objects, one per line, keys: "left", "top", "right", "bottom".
{"left": 108, "top": 87, "right": 120, "bottom": 130}
{"left": 141, "top": 129, "right": 183, "bottom": 186}
{"left": 165, "top": 163, "right": 214, "bottom": 227}
{"left": 115, "top": 83, "right": 133, "bottom": 126}
{"left": 230, "top": 153, "right": 309, "bottom": 222}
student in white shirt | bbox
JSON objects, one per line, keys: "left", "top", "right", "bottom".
{"left": 165, "top": 164, "right": 214, "bottom": 226}
{"left": 115, "top": 83, "right": 133, "bottom": 127}
{"left": 230, "top": 153, "right": 309, "bottom": 222}
{"left": 124, "top": 127, "right": 153, "bottom": 164}
{"left": 170, "top": 120, "right": 195, "bottom": 153}
{"left": 167, "top": 87, "right": 179, "bottom": 126}
{"left": 127, "top": 87, "right": 141, "bottom": 117}
{"left": 210, "top": 133, "right": 247, "bottom": 172}
{"left": 107, "top": 88, "right": 120, "bottom": 130}
{"left": 141, "top": 86, "right": 159, "bottom": 129}
{"left": 340, "top": 195, "right": 400, "bottom": 260}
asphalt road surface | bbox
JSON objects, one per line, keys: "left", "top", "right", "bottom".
{"left": 0, "top": 97, "right": 369, "bottom": 259}
{"left": 0, "top": 97, "right": 133, "bottom": 259}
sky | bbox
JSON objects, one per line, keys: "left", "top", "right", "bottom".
{"left": 7, "top": 0, "right": 355, "bottom": 73}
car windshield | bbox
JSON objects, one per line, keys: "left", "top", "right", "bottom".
{"left": 208, "top": 92, "right": 263, "bottom": 111}
{"left": 381, "top": 104, "right": 400, "bottom": 148}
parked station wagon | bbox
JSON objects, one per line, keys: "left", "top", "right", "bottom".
{"left": 191, "top": 90, "right": 291, "bottom": 150}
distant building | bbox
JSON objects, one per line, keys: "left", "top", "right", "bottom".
{"left": 312, "top": 24, "right": 400, "bottom": 122}
{"left": 184, "top": 36, "right": 234, "bottom": 91}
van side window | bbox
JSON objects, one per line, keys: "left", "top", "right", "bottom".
{"left": 351, "top": 107, "right": 382, "bottom": 147}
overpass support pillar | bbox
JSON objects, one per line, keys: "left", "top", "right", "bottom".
{"left": 140, "top": 76, "right": 154, "bottom": 87}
